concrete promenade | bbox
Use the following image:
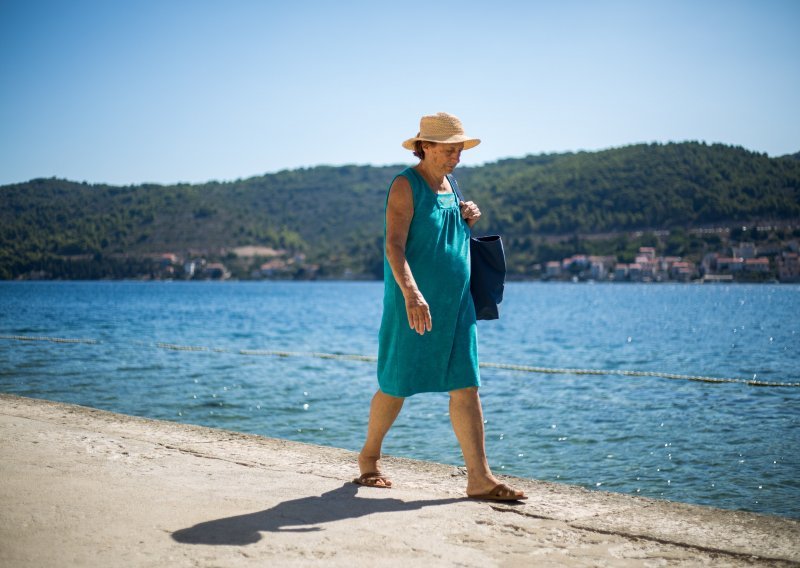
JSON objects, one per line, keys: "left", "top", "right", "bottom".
{"left": 1, "top": 394, "right": 798, "bottom": 567}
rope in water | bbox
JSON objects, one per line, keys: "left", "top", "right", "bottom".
{"left": 2, "top": 334, "right": 798, "bottom": 388}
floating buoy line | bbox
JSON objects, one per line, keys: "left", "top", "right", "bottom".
{"left": 1, "top": 334, "right": 798, "bottom": 388}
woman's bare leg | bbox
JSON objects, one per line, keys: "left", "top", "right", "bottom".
{"left": 358, "top": 390, "right": 404, "bottom": 486}
{"left": 449, "top": 387, "right": 525, "bottom": 498}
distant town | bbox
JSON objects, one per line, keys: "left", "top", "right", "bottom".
{"left": 148, "top": 246, "right": 318, "bottom": 282}
{"left": 541, "top": 243, "right": 799, "bottom": 283}
{"left": 143, "top": 237, "right": 800, "bottom": 284}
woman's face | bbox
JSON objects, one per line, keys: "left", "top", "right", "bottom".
{"left": 424, "top": 142, "right": 463, "bottom": 172}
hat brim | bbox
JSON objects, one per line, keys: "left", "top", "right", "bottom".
{"left": 402, "top": 135, "right": 481, "bottom": 151}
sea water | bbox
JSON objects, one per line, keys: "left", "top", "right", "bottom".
{"left": 1, "top": 281, "right": 798, "bottom": 518}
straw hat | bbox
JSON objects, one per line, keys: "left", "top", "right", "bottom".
{"left": 401, "top": 112, "right": 481, "bottom": 151}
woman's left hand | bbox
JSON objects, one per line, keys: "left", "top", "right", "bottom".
{"left": 459, "top": 200, "right": 481, "bottom": 228}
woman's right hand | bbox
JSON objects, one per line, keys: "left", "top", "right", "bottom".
{"left": 385, "top": 176, "right": 431, "bottom": 335}
{"left": 404, "top": 290, "right": 432, "bottom": 335}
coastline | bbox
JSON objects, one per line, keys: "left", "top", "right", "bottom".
{"left": 1, "top": 394, "right": 798, "bottom": 567}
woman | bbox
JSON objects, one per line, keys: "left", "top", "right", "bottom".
{"left": 354, "top": 112, "right": 526, "bottom": 501}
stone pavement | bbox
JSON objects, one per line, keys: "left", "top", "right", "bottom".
{"left": 1, "top": 394, "right": 798, "bottom": 567}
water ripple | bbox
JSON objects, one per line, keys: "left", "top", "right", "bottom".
{"left": 0, "top": 281, "right": 798, "bottom": 519}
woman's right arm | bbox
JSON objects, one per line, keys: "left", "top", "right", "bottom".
{"left": 385, "top": 176, "right": 432, "bottom": 335}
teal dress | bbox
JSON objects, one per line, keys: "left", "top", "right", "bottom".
{"left": 377, "top": 167, "right": 480, "bottom": 397}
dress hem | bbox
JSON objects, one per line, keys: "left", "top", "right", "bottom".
{"left": 377, "top": 380, "right": 481, "bottom": 399}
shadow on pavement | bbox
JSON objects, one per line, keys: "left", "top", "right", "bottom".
{"left": 172, "top": 481, "right": 464, "bottom": 545}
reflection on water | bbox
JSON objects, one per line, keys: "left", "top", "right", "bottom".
{"left": 0, "top": 281, "right": 798, "bottom": 519}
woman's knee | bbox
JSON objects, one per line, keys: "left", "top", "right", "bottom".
{"left": 449, "top": 386, "right": 479, "bottom": 400}
{"left": 374, "top": 390, "right": 405, "bottom": 410}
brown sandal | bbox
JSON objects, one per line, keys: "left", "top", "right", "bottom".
{"left": 468, "top": 483, "right": 527, "bottom": 501}
{"left": 353, "top": 472, "right": 392, "bottom": 489}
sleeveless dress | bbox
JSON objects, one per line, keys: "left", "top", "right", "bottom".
{"left": 377, "top": 167, "right": 480, "bottom": 397}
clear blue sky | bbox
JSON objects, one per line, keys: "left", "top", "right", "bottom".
{"left": 1, "top": 0, "right": 798, "bottom": 186}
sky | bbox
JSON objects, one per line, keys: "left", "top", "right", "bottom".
{"left": 1, "top": 0, "right": 798, "bottom": 186}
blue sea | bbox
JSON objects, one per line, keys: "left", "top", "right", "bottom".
{"left": 1, "top": 281, "right": 798, "bottom": 519}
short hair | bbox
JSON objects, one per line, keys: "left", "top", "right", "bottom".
{"left": 413, "top": 140, "right": 429, "bottom": 160}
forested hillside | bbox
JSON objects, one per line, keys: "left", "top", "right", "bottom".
{"left": 2, "top": 142, "right": 799, "bottom": 280}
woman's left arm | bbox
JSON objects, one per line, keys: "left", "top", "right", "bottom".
{"left": 459, "top": 200, "right": 481, "bottom": 228}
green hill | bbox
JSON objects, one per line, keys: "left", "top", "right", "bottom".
{"left": 2, "top": 142, "right": 799, "bottom": 280}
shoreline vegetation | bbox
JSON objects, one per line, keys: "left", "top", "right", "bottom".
{"left": 3, "top": 141, "right": 799, "bottom": 283}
